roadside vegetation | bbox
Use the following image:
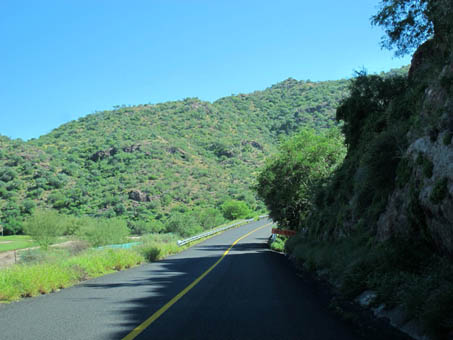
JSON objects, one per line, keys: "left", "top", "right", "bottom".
{"left": 268, "top": 235, "right": 287, "bottom": 253}
{"left": 0, "top": 205, "right": 254, "bottom": 303}
{"left": 256, "top": 1, "right": 453, "bottom": 338}
{"left": 0, "top": 248, "right": 144, "bottom": 302}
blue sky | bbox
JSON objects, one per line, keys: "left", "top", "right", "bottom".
{"left": 0, "top": 0, "right": 411, "bottom": 141}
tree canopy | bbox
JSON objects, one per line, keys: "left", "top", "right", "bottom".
{"left": 372, "top": 0, "right": 453, "bottom": 56}
{"left": 255, "top": 128, "right": 346, "bottom": 230}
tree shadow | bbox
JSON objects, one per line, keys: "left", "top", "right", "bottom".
{"left": 90, "top": 240, "right": 412, "bottom": 340}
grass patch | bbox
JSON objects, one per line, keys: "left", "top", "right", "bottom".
{"left": 0, "top": 235, "right": 74, "bottom": 253}
{"left": 0, "top": 248, "right": 144, "bottom": 302}
{"left": 0, "top": 219, "right": 258, "bottom": 304}
{"left": 135, "top": 233, "right": 181, "bottom": 261}
{"left": 0, "top": 235, "right": 39, "bottom": 252}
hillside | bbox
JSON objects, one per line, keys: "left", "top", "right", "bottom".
{"left": 0, "top": 78, "right": 348, "bottom": 234}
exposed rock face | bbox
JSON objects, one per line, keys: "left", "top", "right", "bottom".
{"left": 408, "top": 39, "right": 437, "bottom": 81}
{"left": 90, "top": 144, "right": 141, "bottom": 161}
{"left": 90, "top": 147, "right": 118, "bottom": 161}
{"left": 128, "top": 190, "right": 150, "bottom": 202}
{"left": 122, "top": 144, "right": 141, "bottom": 153}
{"left": 377, "top": 52, "right": 453, "bottom": 255}
{"left": 241, "top": 140, "right": 264, "bottom": 150}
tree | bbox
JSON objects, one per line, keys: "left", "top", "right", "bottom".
{"left": 255, "top": 128, "right": 346, "bottom": 229}
{"left": 371, "top": 0, "right": 453, "bottom": 56}
{"left": 221, "top": 200, "right": 251, "bottom": 220}
{"left": 23, "top": 209, "right": 65, "bottom": 250}
{"left": 165, "top": 212, "right": 202, "bottom": 237}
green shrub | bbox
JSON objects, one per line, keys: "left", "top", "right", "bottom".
{"left": 255, "top": 127, "right": 346, "bottom": 229}
{"left": 268, "top": 235, "right": 286, "bottom": 252}
{"left": 135, "top": 233, "right": 180, "bottom": 261}
{"left": 23, "top": 209, "right": 66, "bottom": 250}
{"left": 165, "top": 212, "right": 202, "bottom": 237}
{"left": 130, "top": 219, "right": 166, "bottom": 235}
{"left": 77, "top": 217, "right": 130, "bottom": 247}
{"left": 129, "top": 220, "right": 153, "bottom": 235}
{"left": 221, "top": 200, "right": 251, "bottom": 220}
{"left": 193, "top": 207, "right": 225, "bottom": 230}
{"left": 361, "top": 128, "right": 402, "bottom": 192}
{"left": 138, "top": 245, "right": 161, "bottom": 261}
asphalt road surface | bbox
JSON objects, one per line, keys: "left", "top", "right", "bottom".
{"left": 0, "top": 219, "right": 409, "bottom": 340}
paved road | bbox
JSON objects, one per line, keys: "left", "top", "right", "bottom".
{"left": 0, "top": 219, "right": 408, "bottom": 340}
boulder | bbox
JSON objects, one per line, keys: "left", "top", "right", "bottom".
{"left": 128, "top": 190, "right": 150, "bottom": 202}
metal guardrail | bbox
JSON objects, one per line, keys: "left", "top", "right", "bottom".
{"left": 177, "top": 215, "right": 269, "bottom": 247}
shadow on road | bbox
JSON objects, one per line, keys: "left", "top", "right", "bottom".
{"left": 94, "top": 239, "right": 412, "bottom": 340}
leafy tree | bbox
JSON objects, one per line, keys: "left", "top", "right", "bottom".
{"left": 23, "top": 209, "right": 65, "bottom": 250}
{"left": 165, "top": 212, "right": 202, "bottom": 237}
{"left": 2, "top": 201, "right": 22, "bottom": 234}
{"left": 221, "top": 200, "right": 251, "bottom": 220}
{"left": 336, "top": 71, "right": 408, "bottom": 149}
{"left": 77, "top": 217, "right": 130, "bottom": 247}
{"left": 193, "top": 207, "right": 225, "bottom": 229}
{"left": 255, "top": 128, "right": 346, "bottom": 229}
{"left": 372, "top": 0, "right": 453, "bottom": 56}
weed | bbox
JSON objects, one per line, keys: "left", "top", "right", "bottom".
{"left": 0, "top": 248, "right": 144, "bottom": 303}
{"left": 268, "top": 235, "right": 286, "bottom": 252}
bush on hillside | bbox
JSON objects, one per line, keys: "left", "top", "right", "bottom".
{"left": 193, "top": 207, "right": 225, "bottom": 229}
{"left": 221, "top": 200, "right": 252, "bottom": 220}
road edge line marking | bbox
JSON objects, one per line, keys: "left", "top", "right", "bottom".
{"left": 122, "top": 222, "right": 272, "bottom": 340}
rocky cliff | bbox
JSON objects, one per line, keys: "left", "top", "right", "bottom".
{"left": 377, "top": 39, "right": 453, "bottom": 256}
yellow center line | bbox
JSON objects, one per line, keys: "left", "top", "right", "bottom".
{"left": 122, "top": 222, "right": 272, "bottom": 340}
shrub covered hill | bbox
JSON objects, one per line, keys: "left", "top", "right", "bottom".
{"left": 0, "top": 77, "right": 349, "bottom": 235}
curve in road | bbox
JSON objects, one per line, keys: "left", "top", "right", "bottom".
{"left": 0, "top": 219, "right": 410, "bottom": 340}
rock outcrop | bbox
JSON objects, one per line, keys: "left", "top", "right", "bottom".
{"left": 128, "top": 189, "right": 150, "bottom": 202}
{"left": 377, "top": 46, "right": 453, "bottom": 255}
{"left": 90, "top": 144, "right": 142, "bottom": 161}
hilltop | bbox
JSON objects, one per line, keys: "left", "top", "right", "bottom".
{"left": 0, "top": 77, "right": 348, "bottom": 234}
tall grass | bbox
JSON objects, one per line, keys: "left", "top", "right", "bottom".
{"left": 135, "top": 233, "right": 180, "bottom": 261}
{"left": 0, "top": 220, "right": 252, "bottom": 304}
{"left": 0, "top": 249, "right": 144, "bottom": 302}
